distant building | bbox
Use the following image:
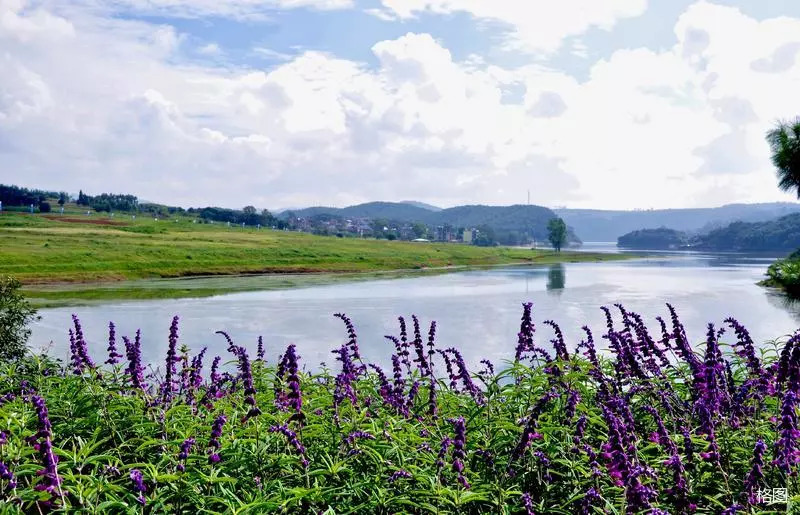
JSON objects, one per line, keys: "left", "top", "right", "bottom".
{"left": 463, "top": 229, "right": 473, "bottom": 244}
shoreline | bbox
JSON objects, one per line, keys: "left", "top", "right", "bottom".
{"left": 23, "top": 253, "right": 635, "bottom": 308}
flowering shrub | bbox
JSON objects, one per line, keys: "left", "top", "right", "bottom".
{"left": 0, "top": 303, "right": 796, "bottom": 512}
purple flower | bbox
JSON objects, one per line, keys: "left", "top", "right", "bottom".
{"left": 436, "top": 437, "right": 451, "bottom": 469}
{"left": 208, "top": 414, "right": 227, "bottom": 464}
{"left": 130, "top": 469, "right": 146, "bottom": 505}
{"left": 334, "top": 313, "right": 361, "bottom": 360}
{"left": 564, "top": 389, "right": 580, "bottom": 423}
{"left": 580, "top": 488, "right": 601, "bottom": 515}
{"left": 161, "top": 316, "right": 180, "bottom": 403}
{"left": 479, "top": 359, "right": 495, "bottom": 378}
{"left": 744, "top": 439, "right": 766, "bottom": 504}
{"left": 69, "top": 328, "right": 82, "bottom": 375}
{"left": 332, "top": 344, "right": 358, "bottom": 411}
{"left": 344, "top": 431, "right": 375, "bottom": 446}
{"left": 408, "top": 315, "right": 431, "bottom": 376}
{"left": 426, "top": 320, "right": 437, "bottom": 374}
{"left": 70, "top": 315, "right": 97, "bottom": 374}
{"left": 576, "top": 325, "right": 600, "bottom": 368}
{"left": 283, "top": 344, "right": 303, "bottom": 417}
{"left": 427, "top": 373, "right": 438, "bottom": 418}
{"left": 521, "top": 492, "right": 535, "bottom": 515}
{"left": 543, "top": 320, "right": 569, "bottom": 361}
{"left": 449, "top": 416, "right": 469, "bottom": 489}
{"left": 176, "top": 437, "right": 195, "bottom": 472}
{"left": 388, "top": 469, "right": 412, "bottom": 483}
{"left": 30, "top": 395, "right": 61, "bottom": 500}
{"left": 234, "top": 343, "right": 262, "bottom": 422}
{"left": 257, "top": 336, "right": 265, "bottom": 361}
{"left": 123, "top": 331, "right": 145, "bottom": 391}
{"left": 269, "top": 424, "right": 308, "bottom": 468}
{"left": 106, "top": 321, "right": 122, "bottom": 365}
{"left": 509, "top": 390, "right": 557, "bottom": 470}
{"left": 515, "top": 302, "right": 536, "bottom": 362}
{"left": 666, "top": 304, "right": 701, "bottom": 374}
{"left": 773, "top": 390, "right": 800, "bottom": 474}
{"left": 0, "top": 460, "right": 16, "bottom": 490}
{"left": 192, "top": 348, "right": 207, "bottom": 387}
{"left": 443, "top": 348, "right": 485, "bottom": 406}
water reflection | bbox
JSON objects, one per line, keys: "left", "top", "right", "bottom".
{"left": 547, "top": 264, "right": 565, "bottom": 292}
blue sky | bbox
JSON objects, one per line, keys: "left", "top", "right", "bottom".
{"left": 2, "top": 0, "right": 800, "bottom": 209}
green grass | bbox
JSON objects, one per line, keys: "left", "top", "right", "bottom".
{"left": 1, "top": 210, "right": 633, "bottom": 305}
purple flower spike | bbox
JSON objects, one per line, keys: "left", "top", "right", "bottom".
{"left": 106, "top": 321, "right": 122, "bottom": 365}
{"left": 745, "top": 439, "right": 766, "bottom": 504}
{"left": 71, "top": 315, "right": 97, "bottom": 373}
{"left": 257, "top": 336, "right": 265, "bottom": 361}
{"left": 270, "top": 424, "right": 309, "bottom": 468}
{"left": 176, "top": 438, "right": 195, "bottom": 472}
{"left": 774, "top": 390, "right": 800, "bottom": 474}
{"left": 208, "top": 414, "right": 227, "bottom": 464}
{"left": 388, "top": 469, "right": 412, "bottom": 483}
{"left": 123, "top": 331, "right": 145, "bottom": 390}
{"left": 449, "top": 416, "right": 470, "bottom": 489}
{"left": 161, "top": 316, "right": 180, "bottom": 403}
{"left": 521, "top": 492, "right": 535, "bottom": 515}
{"left": 130, "top": 469, "right": 146, "bottom": 505}
{"left": 515, "top": 302, "right": 536, "bottom": 362}
{"left": 30, "top": 395, "right": 61, "bottom": 501}
{"left": 334, "top": 313, "right": 361, "bottom": 360}
{"left": 0, "top": 460, "right": 16, "bottom": 490}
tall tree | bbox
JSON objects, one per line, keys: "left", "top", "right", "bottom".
{"left": 767, "top": 117, "right": 800, "bottom": 197}
{"left": 0, "top": 276, "right": 40, "bottom": 362}
{"left": 547, "top": 217, "right": 567, "bottom": 252}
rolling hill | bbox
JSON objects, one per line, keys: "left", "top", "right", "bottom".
{"left": 555, "top": 203, "right": 800, "bottom": 241}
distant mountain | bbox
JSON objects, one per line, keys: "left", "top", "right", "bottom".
{"left": 401, "top": 200, "right": 442, "bottom": 211}
{"left": 281, "top": 202, "right": 578, "bottom": 246}
{"left": 555, "top": 203, "right": 800, "bottom": 241}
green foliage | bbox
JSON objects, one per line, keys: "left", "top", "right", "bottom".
{"left": 0, "top": 185, "right": 60, "bottom": 209}
{"left": 547, "top": 218, "right": 567, "bottom": 252}
{"left": 765, "top": 254, "right": 800, "bottom": 298}
{"left": 617, "top": 227, "right": 688, "bottom": 249}
{"left": 694, "top": 213, "right": 800, "bottom": 251}
{"left": 37, "top": 202, "right": 51, "bottom": 214}
{"left": 0, "top": 276, "right": 39, "bottom": 363}
{"left": 767, "top": 117, "right": 800, "bottom": 198}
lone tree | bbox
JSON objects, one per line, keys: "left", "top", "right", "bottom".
{"left": 547, "top": 217, "right": 567, "bottom": 252}
{"left": 767, "top": 117, "right": 800, "bottom": 197}
{"left": 0, "top": 276, "right": 39, "bottom": 362}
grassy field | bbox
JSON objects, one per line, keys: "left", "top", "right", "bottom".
{"left": 0, "top": 210, "right": 632, "bottom": 305}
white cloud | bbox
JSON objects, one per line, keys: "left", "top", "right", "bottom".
{"left": 198, "top": 42, "right": 222, "bottom": 55}
{"left": 377, "top": 0, "right": 647, "bottom": 54}
{"left": 71, "top": 0, "right": 354, "bottom": 19}
{"left": 2, "top": 0, "right": 800, "bottom": 210}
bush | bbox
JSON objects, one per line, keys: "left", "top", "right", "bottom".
{"left": 0, "top": 276, "right": 39, "bottom": 362}
{"left": 0, "top": 306, "right": 797, "bottom": 512}
{"left": 38, "top": 201, "right": 51, "bottom": 213}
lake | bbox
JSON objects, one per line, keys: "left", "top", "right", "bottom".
{"left": 29, "top": 246, "right": 800, "bottom": 370}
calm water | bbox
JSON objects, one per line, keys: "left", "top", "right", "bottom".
{"left": 29, "top": 248, "right": 800, "bottom": 370}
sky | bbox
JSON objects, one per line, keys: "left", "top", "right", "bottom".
{"left": 2, "top": 0, "right": 800, "bottom": 211}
